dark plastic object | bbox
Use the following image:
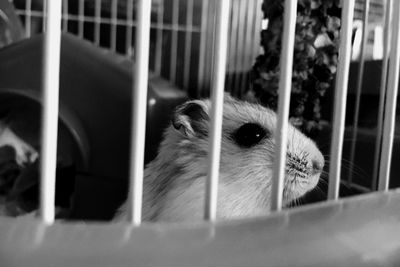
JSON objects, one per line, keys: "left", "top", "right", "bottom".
{"left": 0, "top": 89, "right": 90, "bottom": 169}
{"left": 0, "top": 34, "right": 187, "bottom": 219}
{"left": 1, "top": 189, "right": 400, "bottom": 266}
{"left": 0, "top": 33, "right": 186, "bottom": 179}
{"left": 0, "top": 91, "right": 87, "bottom": 215}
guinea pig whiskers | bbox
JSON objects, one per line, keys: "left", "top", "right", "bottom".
{"left": 318, "top": 174, "right": 329, "bottom": 185}
{"left": 313, "top": 184, "right": 327, "bottom": 197}
{"left": 323, "top": 155, "right": 367, "bottom": 175}
{"left": 340, "top": 158, "right": 369, "bottom": 178}
{"left": 324, "top": 158, "right": 369, "bottom": 181}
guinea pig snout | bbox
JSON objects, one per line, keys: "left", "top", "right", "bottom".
{"left": 286, "top": 153, "right": 309, "bottom": 177}
{"left": 286, "top": 152, "right": 324, "bottom": 178}
{"left": 311, "top": 159, "right": 324, "bottom": 175}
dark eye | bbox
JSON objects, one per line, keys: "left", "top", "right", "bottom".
{"left": 233, "top": 123, "right": 268, "bottom": 147}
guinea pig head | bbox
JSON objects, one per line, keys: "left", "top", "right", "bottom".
{"left": 169, "top": 97, "right": 324, "bottom": 218}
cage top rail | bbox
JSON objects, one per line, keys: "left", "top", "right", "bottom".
{"left": 15, "top": 10, "right": 202, "bottom": 32}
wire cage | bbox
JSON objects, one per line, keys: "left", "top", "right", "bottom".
{"left": 10, "top": 0, "right": 263, "bottom": 97}
{"left": 1, "top": 0, "right": 400, "bottom": 266}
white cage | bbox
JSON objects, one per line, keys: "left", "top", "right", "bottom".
{"left": 12, "top": 0, "right": 264, "bottom": 97}
{"left": 1, "top": 0, "right": 400, "bottom": 266}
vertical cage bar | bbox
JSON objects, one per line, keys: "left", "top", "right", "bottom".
{"left": 197, "top": 0, "right": 210, "bottom": 95}
{"left": 372, "top": 0, "right": 392, "bottom": 190}
{"left": 94, "top": 0, "right": 101, "bottom": 46}
{"left": 227, "top": 0, "right": 239, "bottom": 94}
{"left": 169, "top": 0, "right": 179, "bottom": 83}
{"left": 126, "top": 0, "right": 134, "bottom": 56}
{"left": 347, "top": 0, "right": 370, "bottom": 185}
{"left": 62, "top": 0, "right": 69, "bottom": 32}
{"left": 78, "top": 0, "right": 84, "bottom": 38}
{"left": 204, "top": 2, "right": 218, "bottom": 98}
{"left": 203, "top": 1, "right": 217, "bottom": 98}
{"left": 204, "top": 0, "right": 230, "bottom": 222}
{"left": 128, "top": 0, "right": 152, "bottom": 226}
{"left": 239, "top": 0, "right": 256, "bottom": 96}
{"left": 111, "top": 0, "right": 118, "bottom": 52}
{"left": 378, "top": 0, "right": 400, "bottom": 192}
{"left": 270, "top": 0, "right": 297, "bottom": 212}
{"left": 328, "top": 0, "right": 355, "bottom": 200}
{"left": 154, "top": 0, "right": 164, "bottom": 75}
{"left": 233, "top": 0, "right": 247, "bottom": 96}
{"left": 40, "top": 0, "right": 62, "bottom": 225}
{"left": 225, "top": 1, "right": 234, "bottom": 90}
{"left": 251, "top": 0, "right": 263, "bottom": 66}
{"left": 183, "top": 0, "right": 194, "bottom": 90}
{"left": 25, "top": 0, "right": 32, "bottom": 37}
{"left": 43, "top": 0, "right": 47, "bottom": 32}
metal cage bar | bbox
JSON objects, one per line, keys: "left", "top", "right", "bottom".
{"left": 347, "top": 0, "right": 370, "bottom": 185}
{"left": 183, "top": 0, "right": 194, "bottom": 90}
{"left": 251, "top": 0, "right": 263, "bottom": 84}
{"left": 127, "top": 0, "right": 152, "bottom": 226}
{"left": 154, "top": 0, "right": 164, "bottom": 75}
{"left": 169, "top": 0, "right": 179, "bottom": 83}
{"left": 227, "top": 0, "right": 239, "bottom": 93}
{"left": 25, "top": 0, "right": 32, "bottom": 37}
{"left": 78, "top": 0, "right": 84, "bottom": 38}
{"left": 42, "top": 0, "right": 47, "bottom": 32}
{"left": 62, "top": 0, "right": 69, "bottom": 32}
{"left": 204, "top": 0, "right": 231, "bottom": 222}
{"left": 250, "top": 0, "right": 263, "bottom": 92}
{"left": 197, "top": 0, "right": 210, "bottom": 95}
{"left": 201, "top": 1, "right": 217, "bottom": 98}
{"left": 94, "top": 0, "right": 101, "bottom": 46}
{"left": 225, "top": 0, "right": 234, "bottom": 90}
{"left": 125, "top": 0, "right": 134, "bottom": 56}
{"left": 233, "top": 0, "right": 247, "bottom": 96}
{"left": 239, "top": 0, "right": 256, "bottom": 96}
{"left": 328, "top": 0, "right": 356, "bottom": 200}
{"left": 270, "top": 0, "right": 297, "bottom": 212}
{"left": 111, "top": 0, "right": 118, "bottom": 52}
{"left": 372, "top": 0, "right": 392, "bottom": 190}
{"left": 39, "top": 0, "right": 62, "bottom": 225}
{"left": 378, "top": 0, "right": 400, "bottom": 192}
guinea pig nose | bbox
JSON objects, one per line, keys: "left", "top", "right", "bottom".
{"left": 312, "top": 159, "right": 323, "bottom": 174}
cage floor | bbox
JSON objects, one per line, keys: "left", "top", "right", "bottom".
{"left": 1, "top": 189, "right": 400, "bottom": 267}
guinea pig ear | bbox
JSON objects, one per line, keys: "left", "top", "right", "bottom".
{"left": 172, "top": 100, "right": 209, "bottom": 138}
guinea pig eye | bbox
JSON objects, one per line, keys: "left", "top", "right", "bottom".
{"left": 233, "top": 123, "right": 268, "bottom": 147}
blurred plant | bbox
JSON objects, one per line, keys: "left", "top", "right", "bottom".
{"left": 251, "top": 0, "right": 341, "bottom": 136}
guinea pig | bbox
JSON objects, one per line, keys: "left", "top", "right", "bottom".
{"left": 116, "top": 95, "right": 324, "bottom": 222}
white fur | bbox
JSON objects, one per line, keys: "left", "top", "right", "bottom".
{"left": 0, "top": 122, "right": 38, "bottom": 166}
{"left": 116, "top": 97, "right": 324, "bottom": 222}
